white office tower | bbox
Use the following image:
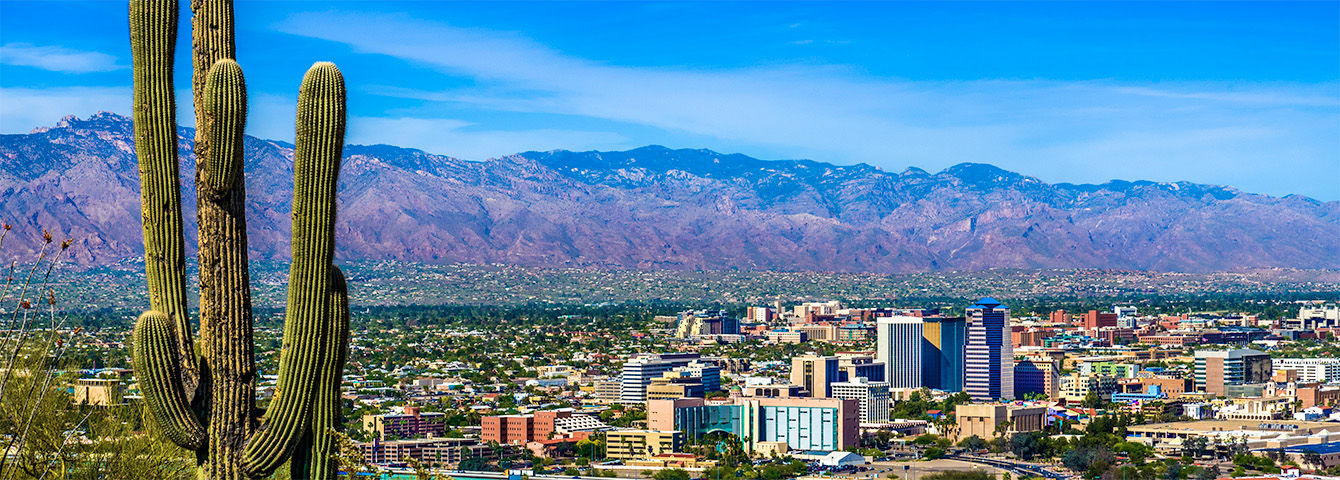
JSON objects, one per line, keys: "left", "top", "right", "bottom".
{"left": 876, "top": 316, "right": 924, "bottom": 389}
{"left": 831, "top": 377, "right": 891, "bottom": 424}
{"left": 620, "top": 353, "right": 700, "bottom": 403}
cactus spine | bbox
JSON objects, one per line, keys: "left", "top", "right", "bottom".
{"left": 128, "top": 0, "right": 350, "bottom": 479}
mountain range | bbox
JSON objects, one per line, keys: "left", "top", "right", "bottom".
{"left": 2, "top": 112, "right": 1337, "bottom": 273}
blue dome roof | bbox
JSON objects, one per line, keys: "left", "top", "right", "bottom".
{"left": 972, "top": 297, "right": 1002, "bottom": 308}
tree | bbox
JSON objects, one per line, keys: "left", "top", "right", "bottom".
{"left": 1083, "top": 390, "right": 1105, "bottom": 409}
{"left": 958, "top": 435, "right": 989, "bottom": 451}
{"left": 1195, "top": 465, "right": 1221, "bottom": 480}
{"left": 1010, "top": 432, "right": 1048, "bottom": 460}
{"left": 1304, "top": 451, "right": 1325, "bottom": 469}
{"left": 653, "top": 468, "right": 692, "bottom": 480}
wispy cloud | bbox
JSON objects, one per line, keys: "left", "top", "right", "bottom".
{"left": 349, "top": 117, "right": 627, "bottom": 160}
{"left": 276, "top": 12, "right": 1340, "bottom": 199}
{"left": 0, "top": 43, "right": 123, "bottom": 73}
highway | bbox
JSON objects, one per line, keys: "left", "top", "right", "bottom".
{"left": 945, "top": 454, "right": 1072, "bottom": 480}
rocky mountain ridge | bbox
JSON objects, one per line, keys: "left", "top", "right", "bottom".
{"left": 2, "top": 112, "right": 1337, "bottom": 273}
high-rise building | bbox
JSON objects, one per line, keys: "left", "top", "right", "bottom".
{"left": 921, "top": 316, "right": 967, "bottom": 391}
{"left": 1082, "top": 310, "right": 1118, "bottom": 332}
{"left": 791, "top": 355, "right": 841, "bottom": 397}
{"left": 1013, "top": 359, "right": 1059, "bottom": 400}
{"left": 837, "top": 354, "right": 886, "bottom": 383}
{"left": 876, "top": 316, "right": 925, "bottom": 389}
{"left": 1195, "top": 348, "right": 1272, "bottom": 396}
{"left": 831, "top": 377, "right": 891, "bottom": 424}
{"left": 964, "top": 298, "right": 1013, "bottom": 401}
{"left": 621, "top": 353, "right": 701, "bottom": 403}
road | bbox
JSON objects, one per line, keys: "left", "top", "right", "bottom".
{"left": 946, "top": 454, "right": 1072, "bottom": 480}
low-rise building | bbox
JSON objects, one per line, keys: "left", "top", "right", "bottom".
{"left": 482, "top": 410, "right": 576, "bottom": 445}
{"left": 359, "top": 438, "right": 505, "bottom": 466}
{"left": 73, "top": 378, "right": 123, "bottom": 406}
{"left": 1060, "top": 373, "right": 1119, "bottom": 403}
{"left": 1273, "top": 358, "right": 1340, "bottom": 384}
{"left": 1126, "top": 420, "right": 1340, "bottom": 453}
{"left": 605, "top": 430, "right": 685, "bottom": 459}
{"left": 648, "top": 396, "right": 860, "bottom": 452}
{"left": 953, "top": 403, "right": 1047, "bottom": 440}
{"left": 363, "top": 406, "right": 449, "bottom": 440}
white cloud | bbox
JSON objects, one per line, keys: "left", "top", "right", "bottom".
{"left": 349, "top": 116, "right": 627, "bottom": 160}
{"left": 0, "top": 43, "right": 123, "bottom": 73}
{"left": 279, "top": 12, "right": 1339, "bottom": 199}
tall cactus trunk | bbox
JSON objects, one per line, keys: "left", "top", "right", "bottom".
{"left": 197, "top": 58, "right": 256, "bottom": 480}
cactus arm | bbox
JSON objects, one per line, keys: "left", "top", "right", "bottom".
{"left": 191, "top": 0, "right": 236, "bottom": 141}
{"left": 292, "top": 267, "right": 351, "bottom": 480}
{"left": 198, "top": 58, "right": 258, "bottom": 480}
{"left": 242, "top": 62, "right": 346, "bottom": 478}
{"left": 133, "top": 311, "right": 206, "bottom": 451}
{"left": 130, "top": 0, "right": 199, "bottom": 398}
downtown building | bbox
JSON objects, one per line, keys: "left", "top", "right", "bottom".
{"left": 791, "top": 355, "right": 842, "bottom": 397}
{"left": 831, "top": 377, "right": 891, "bottom": 424}
{"left": 620, "top": 353, "right": 705, "bottom": 403}
{"left": 648, "top": 397, "right": 860, "bottom": 452}
{"left": 874, "top": 315, "right": 966, "bottom": 392}
{"left": 922, "top": 316, "right": 967, "bottom": 391}
{"left": 876, "top": 316, "right": 925, "bottom": 389}
{"left": 1195, "top": 348, "right": 1272, "bottom": 396}
{"left": 1273, "top": 358, "right": 1340, "bottom": 384}
{"left": 964, "top": 298, "right": 1013, "bottom": 401}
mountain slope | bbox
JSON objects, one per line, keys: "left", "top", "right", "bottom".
{"left": 2, "top": 113, "right": 1337, "bottom": 273}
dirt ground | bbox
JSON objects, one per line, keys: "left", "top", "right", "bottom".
{"left": 845, "top": 459, "right": 1013, "bottom": 480}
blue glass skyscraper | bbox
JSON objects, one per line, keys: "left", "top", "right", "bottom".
{"left": 921, "top": 316, "right": 966, "bottom": 392}
{"left": 964, "top": 298, "right": 1013, "bottom": 401}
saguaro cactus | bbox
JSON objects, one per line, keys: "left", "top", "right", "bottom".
{"left": 128, "top": 0, "right": 351, "bottom": 479}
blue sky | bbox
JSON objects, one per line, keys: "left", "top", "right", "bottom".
{"left": 2, "top": 1, "right": 1337, "bottom": 199}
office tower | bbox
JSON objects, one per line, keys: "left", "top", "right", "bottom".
{"left": 964, "top": 298, "right": 1013, "bottom": 401}
{"left": 837, "top": 354, "right": 886, "bottom": 383}
{"left": 921, "top": 316, "right": 967, "bottom": 391}
{"left": 831, "top": 377, "right": 891, "bottom": 424}
{"left": 1013, "top": 359, "right": 1060, "bottom": 400}
{"left": 876, "top": 316, "right": 924, "bottom": 389}
{"left": 1195, "top": 348, "right": 1272, "bottom": 396}
{"left": 791, "top": 355, "right": 841, "bottom": 397}
{"left": 620, "top": 353, "right": 701, "bottom": 403}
